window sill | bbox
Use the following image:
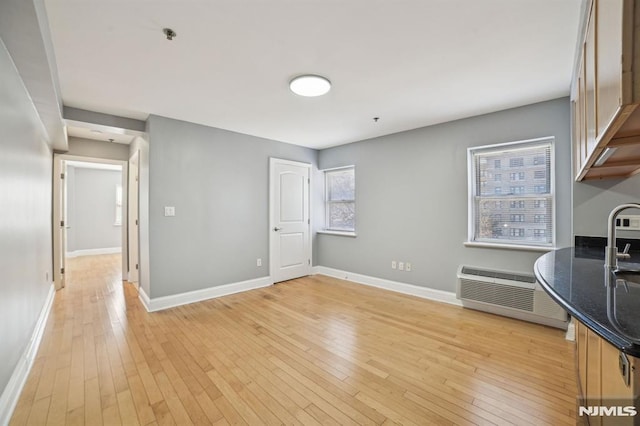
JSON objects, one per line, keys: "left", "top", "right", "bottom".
{"left": 317, "top": 230, "right": 357, "bottom": 238}
{"left": 464, "top": 241, "right": 555, "bottom": 252}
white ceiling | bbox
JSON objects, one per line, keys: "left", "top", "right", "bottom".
{"left": 45, "top": 0, "right": 582, "bottom": 149}
{"left": 65, "top": 119, "right": 144, "bottom": 144}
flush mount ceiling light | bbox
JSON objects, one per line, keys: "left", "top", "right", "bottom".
{"left": 289, "top": 75, "right": 331, "bottom": 97}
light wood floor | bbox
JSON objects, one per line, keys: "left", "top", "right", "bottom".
{"left": 10, "top": 254, "right": 578, "bottom": 425}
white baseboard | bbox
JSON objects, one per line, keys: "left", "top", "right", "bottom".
{"left": 66, "top": 247, "right": 121, "bottom": 258}
{"left": 139, "top": 276, "right": 272, "bottom": 312}
{"left": 312, "top": 266, "right": 461, "bottom": 307}
{"left": 0, "top": 283, "right": 55, "bottom": 426}
{"left": 138, "top": 286, "right": 151, "bottom": 312}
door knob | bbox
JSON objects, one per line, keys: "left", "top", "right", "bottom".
{"left": 273, "top": 227, "right": 282, "bottom": 231}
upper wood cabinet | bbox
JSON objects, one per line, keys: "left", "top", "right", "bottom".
{"left": 573, "top": 0, "right": 640, "bottom": 180}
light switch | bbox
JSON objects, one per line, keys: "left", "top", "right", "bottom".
{"left": 164, "top": 206, "right": 175, "bottom": 217}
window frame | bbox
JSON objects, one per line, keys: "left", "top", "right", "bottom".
{"left": 467, "top": 136, "right": 555, "bottom": 250}
{"left": 322, "top": 165, "right": 356, "bottom": 235}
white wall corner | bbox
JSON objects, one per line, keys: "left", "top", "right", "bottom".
{"left": 138, "top": 286, "right": 151, "bottom": 313}
{"left": 312, "top": 266, "right": 462, "bottom": 307}
{"left": 0, "top": 283, "right": 55, "bottom": 426}
{"left": 141, "top": 276, "right": 272, "bottom": 313}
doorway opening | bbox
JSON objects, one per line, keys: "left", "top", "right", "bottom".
{"left": 53, "top": 155, "right": 128, "bottom": 290}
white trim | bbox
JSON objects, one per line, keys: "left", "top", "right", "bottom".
{"left": 467, "top": 136, "right": 556, "bottom": 247}
{"left": 138, "top": 276, "right": 272, "bottom": 312}
{"left": 66, "top": 247, "right": 122, "bottom": 258}
{"left": 463, "top": 241, "right": 555, "bottom": 252}
{"left": 316, "top": 230, "right": 357, "bottom": 237}
{"left": 0, "top": 284, "right": 55, "bottom": 426}
{"left": 312, "top": 266, "right": 461, "bottom": 307}
{"left": 565, "top": 317, "right": 576, "bottom": 341}
{"left": 54, "top": 154, "right": 129, "bottom": 282}
{"left": 138, "top": 286, "right": 151, "bottom": 312}
{"left": 319, "top": 164, "right": 356, "bottom": 172}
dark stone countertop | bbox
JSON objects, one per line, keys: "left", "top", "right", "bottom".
{"left": 534, "top": 247, "right": 640, "bottom": 357}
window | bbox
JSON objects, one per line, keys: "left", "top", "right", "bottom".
{"left": 509, "top": 158, "right": 524, "bottom": 168}
{"left": 509, "top": 228, "right": 525, "bottom": 237}
{"left": 324, "top": 166, "right": 355, "bottom": 232}
{"left": 468, "top": 137, "right": 554, "bottom": 247}
{"left": 533, "top": 156, "right": 546, "bottom": 165}
{"left": 534, "top": 170, "right": 546, "bottom": 179}
{"left": 510, "top": 214, "right": 525, "bottom": 222}
{"left": 115, "top": 184, "right": 123, "bottom": 226}
{"left": 494, "top": 174, "right": 501, "bottom": 182}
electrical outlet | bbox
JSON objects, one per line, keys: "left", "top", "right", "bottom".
{"left": 164, "top": 206, "right": 176, "bottom": 217}
{"left": 257, "top": 258, "right": 262, "bottom": 267}
{"left": 405, "top": 262, "right": 412, "bottom": 272}
{"left": 398, "top": 262, "right": 405, "bottom": 271}
{"left": 616, "top": 215, "right": 640, "bottom": 231}
{"left": 391, "top": 260, "right": 397, "bottom": 269}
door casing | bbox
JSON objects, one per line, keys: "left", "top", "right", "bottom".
{"left": 52, "top": 154, "right": 128, "bottom": 287}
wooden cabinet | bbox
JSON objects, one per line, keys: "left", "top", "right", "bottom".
{"left": 575, "top": 320, "right": 638, "bottom": 425}
{"left": 572, "top": 0, "right": 640, "bottom": 180}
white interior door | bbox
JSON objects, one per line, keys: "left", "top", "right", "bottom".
{"left": 53, "top": 157, "right": 66, "bottom": 290}
{"left": 128, "top": 150, "right": 140, "bottom": 284}
{"left": 270, "top": 158, "right": 311, "bottom": 283}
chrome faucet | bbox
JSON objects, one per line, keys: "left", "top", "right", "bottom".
{"left": 606, "top": 203, "right": 640, "bottom": 270}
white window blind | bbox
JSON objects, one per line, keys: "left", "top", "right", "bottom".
{"left": 325, "top": 167, "right": 355, "bottom": 231}
{"left": 468, "top": 138, "right": 554, "bottom": 247}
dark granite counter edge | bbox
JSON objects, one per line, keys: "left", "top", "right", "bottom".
{"left": 534, "top": 258, "right": 639, "bottom": 357}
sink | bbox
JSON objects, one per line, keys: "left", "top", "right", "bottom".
{"left": 607, "top": 272, "right": 640, "bottom": 343}
{"left": 616, "top": 261, "right": 640, "bottom": 274}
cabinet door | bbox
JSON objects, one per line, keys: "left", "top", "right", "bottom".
{"left": 575, "top": 66, "right": 588, "bottom": 177}
{"left": 601, "top": 340, "right": 634, "bottom": 425}
{"left": 585, "top": 4, "right": 598, "bottom": 158}
{"left": 596, "top": 0, "right": 624, "bottom": 138}
{"left": 577, "top": 321, "right": 588, "bottom": 398}
{"left": 586, "top": 328, "right": 603, "bottom": 426}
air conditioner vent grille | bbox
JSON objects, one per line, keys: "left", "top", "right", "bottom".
{"left": 459, "top": 279, "right": 534, "bottom": 312}
{"left": 460, "top": 266, "right": 536, "bottom": 284}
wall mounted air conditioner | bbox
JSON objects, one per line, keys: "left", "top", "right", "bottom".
{"left": 456, "top": 265, "right": 568, "bottom": 329}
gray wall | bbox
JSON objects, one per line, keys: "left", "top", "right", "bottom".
{"left": 66, "top": 136, "right": 130, "bottom": 161}
{"left": 573, "top": 174, "right": 640, "bottom": 238}
{"left": 66, "top": 166, "right": 122, "bottom": 252}
{"left": 0, "top": 39, "right": 52, "bottom": 398}
{"left": 317, "top": 98, "right": 572, "bottom": 293}
{"left": 146, "top": 115, "right": 317, "bottom": 298}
